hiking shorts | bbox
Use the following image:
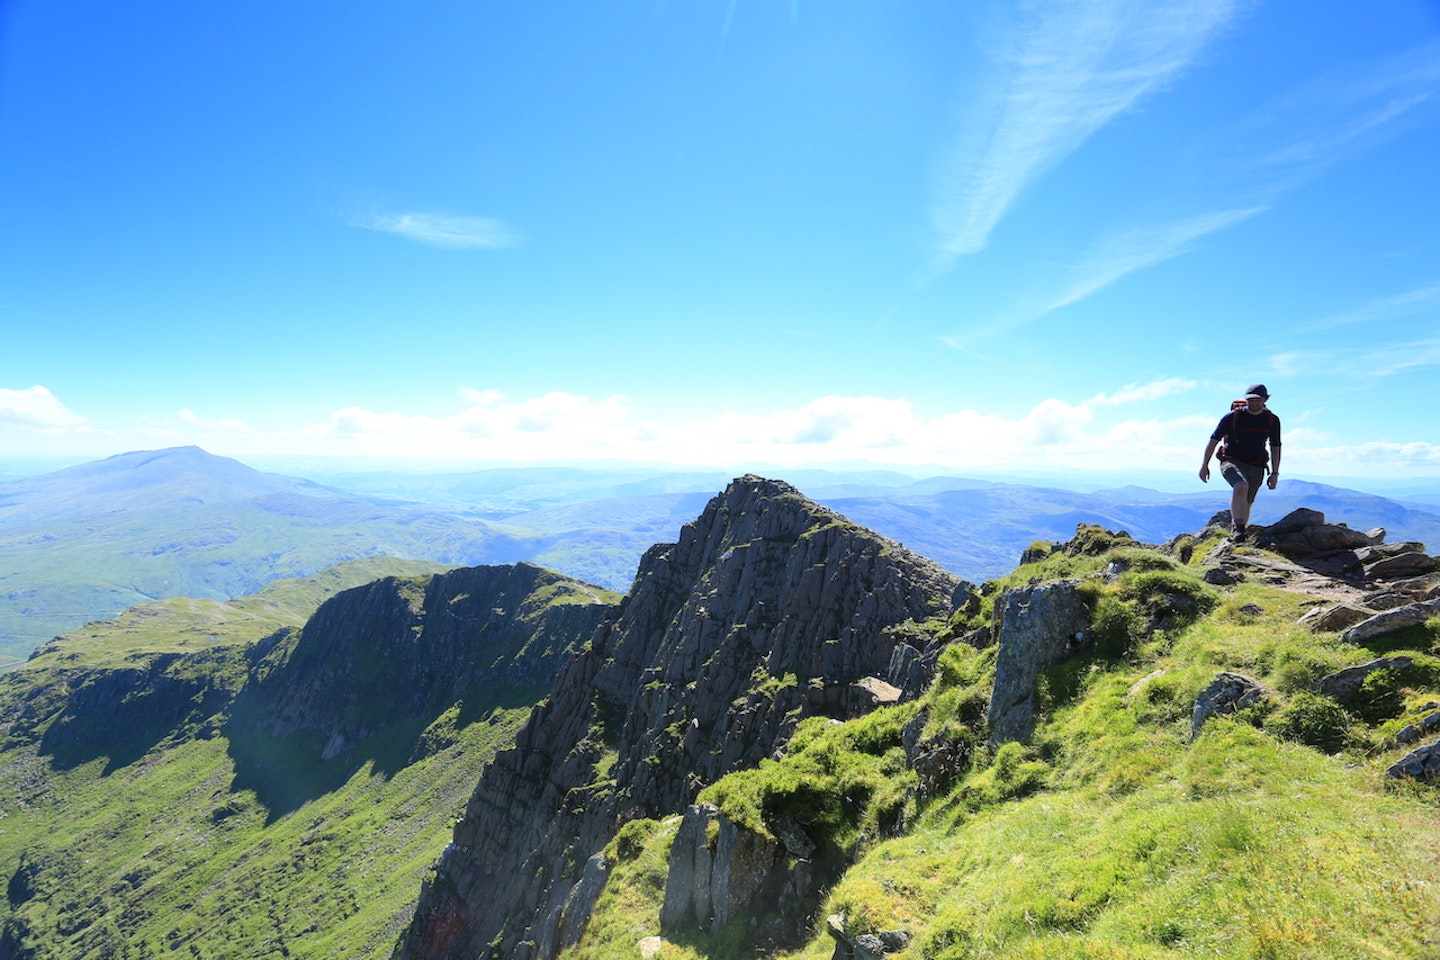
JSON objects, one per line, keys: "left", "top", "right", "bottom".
{"left": 1219, "top": 460, "right": 1266, "bottom": 504}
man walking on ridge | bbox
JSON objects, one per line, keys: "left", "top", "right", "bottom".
{"left": 1199, "top": 384, "right": 1282, "bottom": 541}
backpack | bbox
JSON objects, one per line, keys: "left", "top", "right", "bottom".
{"left": 1218, "top": 400, "right": 1275, "bottom": 470}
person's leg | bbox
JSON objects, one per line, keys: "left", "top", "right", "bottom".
{"left": 1230, "top": 481, "right": 1251, "bottom": 527}
{"left": 1220, "top": 462, "right": 1253, "bottom": 532}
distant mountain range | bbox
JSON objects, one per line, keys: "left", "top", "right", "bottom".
{"left": 3, "top": 446, "right": 1439, "bottom": 660}
{"left": 0, "top": 448, "right": 520, "bottom": 658}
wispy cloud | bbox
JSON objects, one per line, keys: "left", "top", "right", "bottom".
{"left": 1089, "top": 378, "right": 1198, "bottom": 407}
{"left": 938, "top": 205, "right": 1263, "bottom": 350}
{"left": 1271, "top": 335, "right": 1440, "bottom": 379}
{"left": 355, "top": 212, "right": 519, "bottom": 249}
{"left": 941, "top": 34, "right": 1440, "bottom": 347}
{"left": 929, "top": 0, "right": 1242, "bottom": 269}
{"left": 1238, "top": 40, "right": 1440, "bottom": 193}
{"left": 1310, "top": 279, "right": 1440, "bottom": 330}
{"left": 1047, "top": 207, "right": 1265, "bottom": 312}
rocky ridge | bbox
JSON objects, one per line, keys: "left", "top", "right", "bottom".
{"left": 396, "top": 477, "right": 969, "bottom": 960}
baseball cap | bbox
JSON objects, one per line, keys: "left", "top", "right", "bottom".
{"left": 1244, "top": 384, "right": 1270, "bottom": 400}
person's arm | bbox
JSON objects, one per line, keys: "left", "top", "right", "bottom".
{"left": 1267, "top": 418, "right": 1282, "bottom": 489}
{"left": 1199, "top": 437, "right": 1220, "bottom": 482}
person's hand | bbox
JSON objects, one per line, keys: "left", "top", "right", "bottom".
{"left": 1267, "top": 473, "right": 1278, "bottom": 490}
{"left": 1199, "top": 464, "right": 1210, "bottom": 483}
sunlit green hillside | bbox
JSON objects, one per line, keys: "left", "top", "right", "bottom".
{"left": 571, "top": 528, "right": 1440, "bottom": 960}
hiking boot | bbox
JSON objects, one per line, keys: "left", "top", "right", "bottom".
{"left": 1230, "top": 525, "right": 1248, "bottom": 542}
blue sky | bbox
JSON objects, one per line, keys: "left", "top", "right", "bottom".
{"left": 2, "top": 1, "right": 1438, "bottom": 487}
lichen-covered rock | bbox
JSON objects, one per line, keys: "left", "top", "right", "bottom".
{"left": 658, "top": 802, "right": 821, "bottom": 947}
{"left": 1387, "top": 742, "right": 1440, "bottom": 781}
{"left": 1316, "top": 657, "right": 1413, "bottom": 702}
{"left": 1191, "top": 672, "right": 1267, "bottom": 741}
{"left": 1340, "top": 599, "right": 1440, "bottom": 645}
{"left": 987, "top": 579, "right": 1091, "bottom": 746}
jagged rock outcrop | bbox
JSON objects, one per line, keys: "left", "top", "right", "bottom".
{"left": 987, "top": 579, "right": 1091, "bottom": 745}
{"left": 1251, "top": 508, "right": 1383, "bottom": 558}
{"left": 1247, "top": 508, "right": 1438, "bottom": 585}
{"left": 395, "top": 477, "right": 967, "bottom": 960}
{"left": 660, "top": 804, "right": 796, "bottom": 936}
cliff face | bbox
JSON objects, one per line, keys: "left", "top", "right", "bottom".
{"left": 233, "top": 563, "right": 615, "bottom": 770}
{"left": 397, "top": 477, "right": 969, "bottom": 960}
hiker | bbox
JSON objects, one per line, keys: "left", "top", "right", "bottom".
{"left": 1198, "top": 384, "right": 1281, "bottom": 540}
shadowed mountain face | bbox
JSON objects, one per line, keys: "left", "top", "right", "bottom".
{"left": 396, "top": 476, "right": 969, "bottom": 960}
{"left": 228, "top": 562, "right": 617, "bottom": 819}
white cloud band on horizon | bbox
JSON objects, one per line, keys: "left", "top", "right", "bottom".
{"left": 7, "top": 381, "right": 1439, "bottom": 481}
{"left": 355, "top": 212, "right": 519, "bottom": 249}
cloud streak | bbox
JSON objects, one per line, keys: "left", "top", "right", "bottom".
{"left": 941, "top": 35, "right": 1440, "bottom": 347}
{"left": 929, "top": 0, "right": 1242, "bottom": 268}
{"left": 355, "top": 212, "right": 519, "bottom": 249}
{"left": 1271, "top": 336, "right": 1440, "bottom": 380}
{"left": 1310, "top": 279, "right": 1440, "bottom": 330}
{"left": 1046, "top": 206, "right": 1265, "bottom": 312}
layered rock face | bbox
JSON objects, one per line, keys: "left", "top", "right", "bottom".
{"left": 396, "top": 477, "right": 967, "bottom": 960}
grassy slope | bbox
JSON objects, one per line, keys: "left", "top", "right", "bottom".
{"left": 571, "top": 530, "right": 1440, "bottom": 960}
{"left": 1, "top": 712, "right": 523, "bottom": 960}
{"left": 0, "top": 557, "right": 556, "bottom": 960}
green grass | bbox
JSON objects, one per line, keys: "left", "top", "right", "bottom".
{"left": 0, "top": 701, "right": 529, "bottom": 959}
{"left": 572, "top": 534, "right": 1440, "bottom": 960}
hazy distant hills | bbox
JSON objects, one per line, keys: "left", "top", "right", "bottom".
{"left": 4, "top": 446, "right": 1440, "bottom": 661}
{"left": 825, "top": 478, "right": 1440, "bottom": 583}
{"left": 0, "top": 448, "right": 521, "bottom": 658}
